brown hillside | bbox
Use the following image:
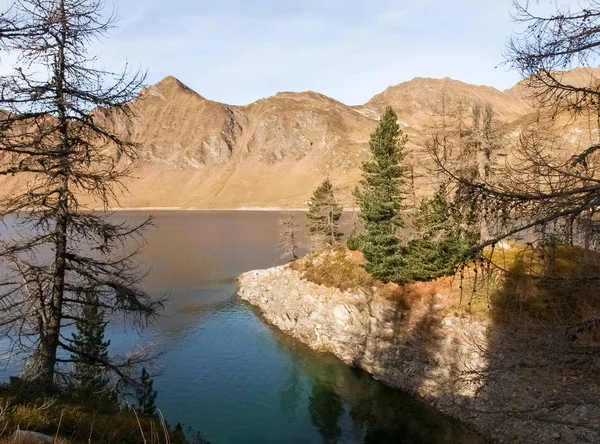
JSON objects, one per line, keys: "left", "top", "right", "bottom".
{"left": 359, "top": 77, "right": 531, "bottom": 128}
{"left": 2, "top": 71, "right": 598, "bottom": 209}
{"left": 95, "top": 80, "right": 379, "bottom": 208}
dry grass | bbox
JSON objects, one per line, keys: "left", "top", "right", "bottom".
{"left": 483, "top": 244, "right": 600, "bottom": 326}
{"left": 441, "top": 244, "right": 600, "bottom": 326}
{"left": 0, "top": 386, "right": 189, "bottom": 444}
{"left": 290, "top": 247, "right": 374, "bottom": 291}
{"left": 377, "top": 280, "right": 447, "bottom": 309}
{"left": 296, "top": 244, "right": 600, "bottom": 328}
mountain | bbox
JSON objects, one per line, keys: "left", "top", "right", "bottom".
{"left": 102, "top": 79, "right": 379, "bottom": 208}
{"left": 358, "top": 77, "right": 530, "bottom": 128}
{"left": 1, "top": 72, "right": 591, "bottom": 209}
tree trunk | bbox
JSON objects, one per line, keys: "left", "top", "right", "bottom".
{"left": 23, "top": 0, "right": 69, "bottom": 387}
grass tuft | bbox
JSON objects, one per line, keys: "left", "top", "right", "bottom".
{"left": 0, "top": 384, "right": 200, "bottom": 444}
{"left": 290, "top": 247, "right": 374, "bottom": 291}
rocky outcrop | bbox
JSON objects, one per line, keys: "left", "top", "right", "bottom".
{"left": 11, "top": 431, "right": 54, "bottom": 444}
{"left": 238, "top": 264, "right": 600, "bottom": 444}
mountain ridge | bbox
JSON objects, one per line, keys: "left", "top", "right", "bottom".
{"left": 2, "top": 70, "right": 594, "bottom": 209}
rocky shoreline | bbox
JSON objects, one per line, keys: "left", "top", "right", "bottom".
{"left": 237, "top": 264, "right": 599, "bottom": 444}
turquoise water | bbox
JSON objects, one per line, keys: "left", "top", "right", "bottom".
{"left": 1, "top": 211, "right": 480, "bottom": 444}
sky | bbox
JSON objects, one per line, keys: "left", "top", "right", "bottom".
{"left": 2, "top": 0, "right": 569, "bottom": 106}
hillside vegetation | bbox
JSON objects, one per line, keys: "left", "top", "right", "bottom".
{"left": 0, "top": 384, "right": 200, "bottom": 444}
{"left": 292, "top": 244, "right": 600, "bottom": 331}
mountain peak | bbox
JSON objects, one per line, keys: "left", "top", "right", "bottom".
{"left": 274, "top": 90, "right": 327, "bottom": 100}
{"left": 142, "top": 76, "right": 205, "bottom": 100}
{"left": 157, "top": 76, "right": 200, "bottom": 94}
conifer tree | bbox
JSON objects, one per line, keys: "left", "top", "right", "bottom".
{"left": 136, "top": 367, "right": 157, "bottom": 416}
{"left": 353, "top": 107, "right": 406, "bottom": 283}
{"left": 0, "top": 0, "right": 163, "bottom": 387}
{"left": 306, "top": 179, "right": 343, "bottom": 251}
{"left": 70, "top": 289, "right": 117, "bottom": 406}
{"left": 401, "top": 186, "right": 478, "bottom": 282}
{"left": 278, "top": 213, "right": 301, "bottom": 261}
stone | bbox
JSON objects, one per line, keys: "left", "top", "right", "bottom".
{"left": 12, "top": 431, "right": 54, "bottom": 444}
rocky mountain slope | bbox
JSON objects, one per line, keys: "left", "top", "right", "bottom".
{"left": 105, "top": 74, "right": 535, "bottom": 208}
{"left": 5, "top": 70, "right": 598, "bottom": 209}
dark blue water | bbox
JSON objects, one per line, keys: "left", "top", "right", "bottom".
{"left": 1, "top": 211, "right": 480, "bottom": 444}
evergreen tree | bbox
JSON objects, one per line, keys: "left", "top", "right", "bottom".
{"left": 402, "top": 187, "right": 478, "bottom": 282}
{"left": 70, "top": 290, "right": 117, "bottom": 407}
{"left": 136, "top": 367, "right": 157, "bottom": 416}
{"left": 353, "top": 107, "right": 407, "bottom": 283}
{"left": 306, "top": 179, "right": 343, "bottom": 251}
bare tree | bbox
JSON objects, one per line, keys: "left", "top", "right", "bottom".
{"left": 424, "top": 98, "right": 505, "bottom": 243}
{"left": 0, "top": 0, "right": 163, "bottom": 388}
{"left": 420, "top": 3, "right": 600, "bottom": 433}
{"left": 278, "top": 212, "right": 301, "bottom": 261}
{"left": 441, "top": 0, "right": 600, "bottom": 250}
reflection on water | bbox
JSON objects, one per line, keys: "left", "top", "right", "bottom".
{"left": 309, "top": 382, "right": 343, "bottom": 443}
{"left": 1, "top": 211, "right": 479, "bottom": 444}
{"left": 269, "top": 323, "right": 480, "bottom": 444}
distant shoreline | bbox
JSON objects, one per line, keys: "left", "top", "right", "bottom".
{"left": 104, "top": 207, "right": 309, "bottom": 212}
{"left": 99, "top": 207, "right": 359, "bottom": 212}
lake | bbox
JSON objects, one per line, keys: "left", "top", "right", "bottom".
{"left": 1, "top": 211, "right": 480, "bottom": 444}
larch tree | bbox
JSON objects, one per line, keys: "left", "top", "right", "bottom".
{"left": 434, "top": 0, "right": 600, "bottom": 252}
{"left": 0, "top": 0, "right": 163, "bottom": 388}
{"left": 278, "top": 212, "right": 301, "bottom": 261}
{"left": 353, "top": 107, "right": 406, "bottom": 283}
{"left": 424, "top": 97, "right": 504, "bottom": 243}
{"left": 423, "top": 1, "right": 600, "bottom": 425}
{"left": 306, "top": 179, "right": 343, "bottom": 251}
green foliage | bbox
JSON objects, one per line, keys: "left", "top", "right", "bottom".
{"left": 170, "top": 423, "right": 188, "bottom": 444}
{"left": 170, "top": 423, "right": 212, "bottom": 444}
{"left": 346, "top": 235, "right": 363, "bottom": 251}
{"left": 354, "top": 107, "right": 407, "bottom": 283}
{"left": 136, "top": 368, "right": 157, "bottom": 416}
{"left": 401, "top": 188, "right": 479, "bottom": 282}
{"left": 70, "top": 289, "right": 118, "bottom": 409}
{"left": 306, "top": 179, "right": 343, "bottom": 250}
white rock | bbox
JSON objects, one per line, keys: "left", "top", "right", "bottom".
{"left": 12, "top": 431, "right": 54, "bottom": 444}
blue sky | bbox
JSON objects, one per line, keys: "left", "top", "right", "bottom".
{"left": 6, "top": 0, "right": 566, "bottom": 105}
{"left": 92, "top": 0, "right": 534, "bottom": 105}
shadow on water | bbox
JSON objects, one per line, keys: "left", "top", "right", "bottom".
{"left": 259, "top": 306, "right": 482, "bottom": 444}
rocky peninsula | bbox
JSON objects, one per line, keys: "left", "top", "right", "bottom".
{"left": 237, "top": 249, "right": 600, "bottom": 444}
